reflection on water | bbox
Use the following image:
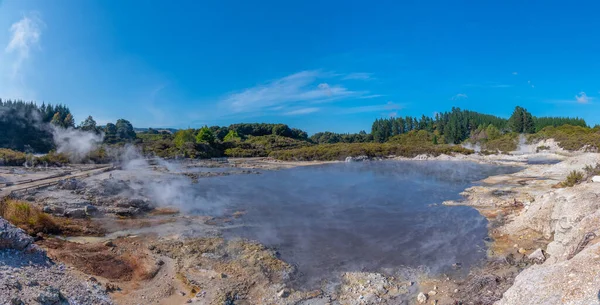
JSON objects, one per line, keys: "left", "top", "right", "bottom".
{"left": 192, "top": 161, "right": 521, "bottom": 288}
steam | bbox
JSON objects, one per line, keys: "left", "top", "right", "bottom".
{"left": 512, "top": 134, "right": 536, "bottom": 155}
{"left": 113, "top": 145, "right": 226, "bottom": 215}
{"left": 462, "top": 142, "right": 481, "bottom": 152}
{"left": 51, "top": 126, "right": 104, "bottom": 162}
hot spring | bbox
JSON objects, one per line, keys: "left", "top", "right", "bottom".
{"left": 191, "top": 160, "right": 521, "bottom": 288}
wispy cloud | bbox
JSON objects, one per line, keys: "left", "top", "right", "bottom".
{"left": 342, "top": 72, "right": 373, "bottom": 80}
{"left": 340, "top": 101, "right": 402, "bottom": 114}
{"left": 451, "top": 93, "right": 468, "bottom": 100}
{"left": 527, "top": 80, "right": 534, "bottom": 88}
{"left": 5, "top": 13, "right": 43, "bottom": 79}
{"left": 0, "top": 13, "right": 43, "bottom": 100}
{"left": 283, "top": 107, "right": 320, "bottom": 115}
{"left": 220, "top": 70, "right": 370, "bottom": 114}
{"left": 512, "top": 72, "right": 518, "bottom": 75}
{"left": 544, "top": 92, "right": 595, "bottom": 105}
{"left": 357, "top": 94, "right": 385, "bottom": 99}
{"left": 464, "top": 82, "right": 512, "bottom": 88}
{"left": 576, "top": 91, "right": 591, "bottom": 104}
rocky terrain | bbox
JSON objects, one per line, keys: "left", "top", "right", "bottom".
{"left": 0, "top": 217, "right": 112, "bottom": 305}
{"left": 439, "top": 152, "right": 600, "bottom": 304}
{"left": 2, "top": 150, "right": 600, "bottom": 304}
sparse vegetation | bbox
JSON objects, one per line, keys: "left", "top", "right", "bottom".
{"left": 528, "top": 125, "right": 600, "bottom": 151}
{"left": 536, "top": 145, "right": 550, "bottom": 152}
{"left": 0, "top": 148, "right": 28, "bottom": 166}
{"left": 556, "top": 170, "right": 585, "bottom": 188}
{"left": 583, "top": 163, "right": 600, "bottom": 179}
{"left": 483, "top": 133, "right": 519, "bottom": 153}
{"left": 269, "top": 142, "right": 473, "bottom": 161}
{"left": 0, "top": 199, "right": 60, "bottom": 234}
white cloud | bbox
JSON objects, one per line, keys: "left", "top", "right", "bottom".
{"left": 451, "top": 93, "right": 468, "bottom": 100}
{"left": 357, "top": 94, "right": 385, "bottom": 99}
{"left": 576, "top": 91, "right": 590, "bottom": 104}
{"left": 464, "top": 82, "right": 511, "bottom": 88}
{"left": 283, "top": 107, "right": 320, "bottom": 115}
{"left": 220, "top": 70, "right": 366, "bottom": 113}
{"left": 342, "top": 72, "right": 373, "bottom": 80}
{"left": 5, "top": 13, "right": 42, "bottom": 79}
{"left": 340, "top": 101, "right": 402, "bottom": 114}
{"left": 0, "top": 13, "right": 43, "bottom": 99}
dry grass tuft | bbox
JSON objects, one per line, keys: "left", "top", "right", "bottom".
{"left": 0, "top": 198, "right": 60, "bottom": 234}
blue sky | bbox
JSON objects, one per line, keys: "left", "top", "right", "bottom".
{"left": 1, "top": 1, "right": 599, "bottom": 133}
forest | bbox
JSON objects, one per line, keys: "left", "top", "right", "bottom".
{"left": 0, "top": 98, "right": 595, "bottom": 163}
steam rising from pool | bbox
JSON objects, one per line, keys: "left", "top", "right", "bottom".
{"left": 190, "top": 161, "right": 521, "bottom": 288}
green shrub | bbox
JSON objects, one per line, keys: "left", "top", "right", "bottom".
{"left": 536, "top": 145, "right": 550, "bottom": 152}
{"left": 558, "top": 170, "right": 584, "bottom": 187}
{"left": 0, "top": 148, "right": 27, "bottom": 166}
{"left": 36, "top": 151, "right": 70, "bottom": 166}
{"left": 528, "top": 125, "right": 600, "bottom": 151}
{"left": 269, "top": 142, "right": 473, "bottom": 161}
{"left": 483, "top": 133, "right": 518, "bottom": 152}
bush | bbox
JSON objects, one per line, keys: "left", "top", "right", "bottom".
{"left": 269, "top": 142, "right": 473, "bottom": 161}
{"left": 536, "top": 145, "right": 550, "bottom": 153}
{"left": 0, "top": 148, "right": 27, "bottom": 166}
{"left": 558, "top": 170, "right": 584, "bottom": 188}
{"left": 36, "top": 151, "right": 70, "bottom": 166}
{"left": 483, "top": 133, "right": 518, "bottom": 153}
{"left": 528, "top": 125, "right": 600, "bottom": 151}
{"left": 224, "top": 135, "right": 312, "bottom": 157}
{"left": 0, "top": 199, "right": 60, "bottom": 234}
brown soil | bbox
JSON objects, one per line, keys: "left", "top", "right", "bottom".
{"left": 39, "top": 237, "right": 156, "bottom": 281}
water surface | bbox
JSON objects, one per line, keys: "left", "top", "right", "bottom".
{"left": 193, "top": 161, "right": 520, "bottom": 287}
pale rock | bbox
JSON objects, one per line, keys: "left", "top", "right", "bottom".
{"left": 528, "top": 248, "right": 546, "bottom": 264}
{"left": 417, "top": 292, "right": 428, "bottom": 303}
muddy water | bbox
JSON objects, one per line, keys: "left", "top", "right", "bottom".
{"left": 193, "top": 160, "right": 521, "bottom": 288}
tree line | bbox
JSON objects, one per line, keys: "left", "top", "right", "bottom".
{"left": 0, "top": 98, "right": 592, "bottom": 158}
{"left": 371, "top": 106, "right": 587, "bottom": 143}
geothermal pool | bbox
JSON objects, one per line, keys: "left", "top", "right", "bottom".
{"left": 193, "top": 161, "right": 520, "bottom": 288}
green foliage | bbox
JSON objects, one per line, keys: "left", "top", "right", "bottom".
{"left": 485, "top": 124, "right": 502, "bottom": 141}
{"left": 0, "top": 99, "right": 72, "bottom": 152}
{"left": 528, "top": 125, "right": 600, "bottom": 151}
{"left": 558, "top": 170, "right": 584, "bottom": 188}
{"left": 270, "top": 142, "right": 473, "bottom": 161}
{"left": 63, "top": 113, "right": 75, "bottom": 128}
{"left": 387, "top": 130, "right": 434, "bottom": 145}
{"left": 223, "top": 130, "right": 241, "bottom": 142}
{"left": 103, "top": 120, "right": 136, "bottom": 144}
{"left": 224, "top": 135, "right": 312, "bottom": 157}
{"left": 173, "top": 129, "right": 196, "bottom": 148}
{"left": 508, "top": 106, "right": 535, "bottom": 133}
{"left": 228, "top": 123, "right": 307, "bottom": 140}
{"left": 536, "top": 145, "right": 550, "bottom": 152}
{"left": 271, "top": 124, "right": 292, "bottom": 137}
{"left": 37, "top": 151, "right": 70, "bottom": 166}
{"left": 79, "top": 116, "right": 98, "bottom": 133}
{"left": 371, "top": 107, "right": 507, "bottom": 144}
{"left": 583, "top": 163, "right": 600, "bottom": 178}
{"left": 115, "top": 119, "right": 136, "bottom": 140}
{"left": 483, "top": 133, "right": 519, "bottom": 152}
{"left": 534, "top": 116, "right": 587, "bottom": 132}
{"left": 0, "top": 148, "right": 27, "bottom": 166}
{"left": 310, "top": 131, "right": 372, "bottom": 144}
{"left": 196, "top": 126, "right": 216, "bottom": 144}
